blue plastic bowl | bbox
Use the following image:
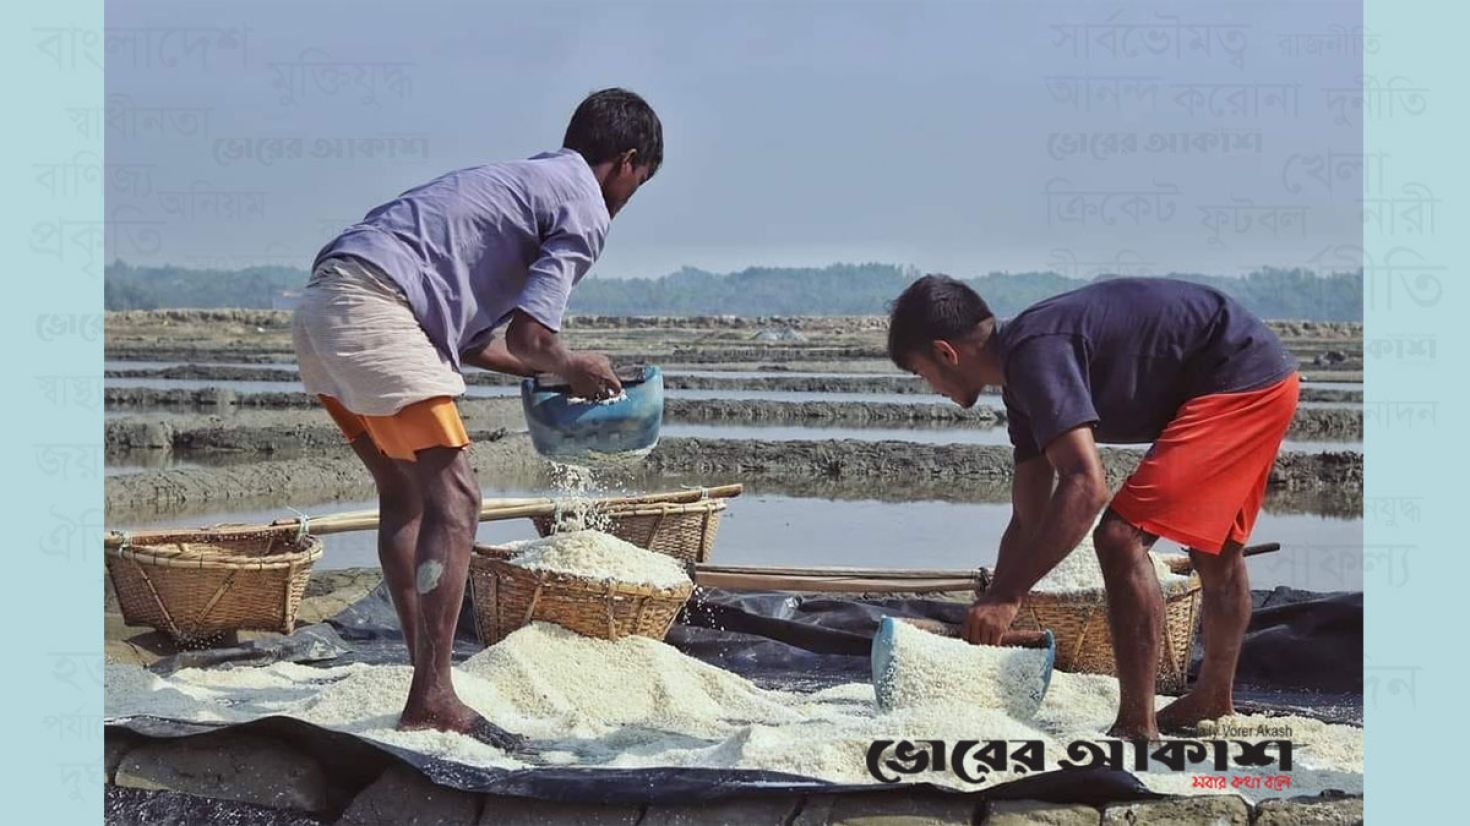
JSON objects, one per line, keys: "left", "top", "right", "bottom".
{"left": 521, "top": 365, "right": 664, "bottom": 461}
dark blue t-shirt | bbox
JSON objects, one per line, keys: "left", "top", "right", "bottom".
{"left": 995, "top": 278, "right": 1296, "bottom": 462}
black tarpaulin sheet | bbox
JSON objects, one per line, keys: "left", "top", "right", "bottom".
{"left": 111, "top": 582, "right": 1360, "bottom": 803}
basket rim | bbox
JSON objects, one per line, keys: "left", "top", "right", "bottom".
{"left": 1018, "top": 575, "right": 1202, "bottom": 606}
{"left": 604, "top": 499, "right": 727, "bottom": 513}
{"left": 534, "top": 500, "right": 728, "bottom": 519}
{"left": 107, "top": 532, "right": 324, "bottom": 570}
{"left": 471, "top": 544, "right": 694, "bottom": 598}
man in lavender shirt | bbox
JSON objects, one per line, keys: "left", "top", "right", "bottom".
{"left": 291, "top": 89, "right": 661, "bottom": 745}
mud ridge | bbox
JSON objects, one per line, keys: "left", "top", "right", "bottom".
{"left": 107, "top": 434, "right": 1361, "bottom": 516}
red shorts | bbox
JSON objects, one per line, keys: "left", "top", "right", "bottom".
{"left": 1110, "top": 373, "right": 1299, "bottom": 554}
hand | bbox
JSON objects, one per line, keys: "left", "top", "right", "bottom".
{"left": 564, "top": 352, "right": 622, "bottom": 400}
{"left": 962, "top": 593, "right": 1022, "bottom": 646}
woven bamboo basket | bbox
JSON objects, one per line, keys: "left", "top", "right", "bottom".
{"left": 104, "top": 526, "right": 323, "bottom": 643}
{"left": 468, "top": 544, "right": 694, "bottom": 645}
{"left": 532, "top": 499, "right": 727, "bottom": 563}
{"left": 997, "top": 557, "right": 1203, "bottom": 693}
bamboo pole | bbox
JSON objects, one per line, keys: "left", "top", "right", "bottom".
{"left": 691, "top": 543, "right": 1282, "bottom": 594}
{"left": 104, "top": 484, "right": 744, "bottom": 548}
{"left": 693, "top": 570, "right": 980, "bottom": 593}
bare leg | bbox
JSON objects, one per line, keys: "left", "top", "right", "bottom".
{"left": 393, "top": 447, "right": 523, "bottom": 749}
{"left": 348, "top": 436, "right": 423, "bottom": 662}
{"left": 1093, "top": 511, "right": 1165, "bottom": 741}
{"left": 1158, "top": 540, "right": 1250, "bottom": 731}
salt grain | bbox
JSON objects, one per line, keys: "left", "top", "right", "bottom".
{"left": 877, "top": 620, "right": 1049, "bottom": 718}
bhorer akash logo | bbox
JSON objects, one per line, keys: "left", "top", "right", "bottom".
{"left": 865, "top": 735, "right": 1295, "bottom": 789}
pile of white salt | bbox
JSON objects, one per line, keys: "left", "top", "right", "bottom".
{"left": 503, "top": 530, "right": 690, "bottom": 590}
{"left": 105, "top": 621, "right": 1362, "bottom": 802}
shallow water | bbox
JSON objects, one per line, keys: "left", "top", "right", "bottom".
{"left": 660, "top": 422, "right": 1360, "bottom": 453}
{"left": 112, "top": 487, "right": 1362, "bottom": 592}
{"left": 666, "top": 369, "right": 906, "bottom": 380}
{"left": 664, "top": 387, "right": 979, "bottom": 406}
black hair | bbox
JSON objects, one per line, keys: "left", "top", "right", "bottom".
{"left": 886, "top": 274, "right": 995, "bottom": 368}
{"left": 563, "top": 88, "right": 663, "bottom": 179}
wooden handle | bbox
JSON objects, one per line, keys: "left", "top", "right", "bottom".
{"left": 693, "top": 563, "right": 981, "bottom": 594}
{"left": 1161, "top": 542, "right": 1281, "bottom": 575}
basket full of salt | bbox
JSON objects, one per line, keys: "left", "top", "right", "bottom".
{"left": 533, "top": 499, "right": 727, "bottom": 563}
{"left": 104, "top": 525, "right": 323, "bottom": 643}
{"left": 469, "top": 530, "right": 694, "bottom": 645}
{"left": 1000, "top": 550, "right": 1202, "bottom": 692}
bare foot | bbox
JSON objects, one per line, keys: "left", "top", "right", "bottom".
{"left": 398, "top": 696, "right": 527, "bottom": 752}
{"left": 1156, "top": 691, "right": 1234, "bottom": 734}
{"left": 1106, "top": 720, "right": 1160, "bottom": 742}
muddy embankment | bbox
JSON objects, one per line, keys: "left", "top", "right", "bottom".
{"left": 106, "top": 430, "right": 1362, "bottom": 517}
{"left": 108, "top": 365, "right": 305, "bottom": 382}
{"left": 106, "top": 403, "right": 526, "bottom": 454}
{"left": 103, "top": 453, "right": 1360, "bottom": 525}
{"left": 643, "top": 438, "right": 1363, "bottom": 493}
{"left": 108, "top": 387, "right": 318, "bottom": 409}
{"left": 665, "top": 399, "right": 1361, "bottom": 440}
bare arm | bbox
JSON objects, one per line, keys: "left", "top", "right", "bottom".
{"left": 963, "top": 425, "right": 1110, "bottom": 644}
{"left": 987, "top": 425, "right": 1111, "bottom": 602}
{"left": 990, "top": 454, "right": 1055, "bottom": 591}
{"left": 460, "top": 334, "right": 537, "bottom": 378}
{"left": 503, "top": 310, "right": 621, "bottom": 399}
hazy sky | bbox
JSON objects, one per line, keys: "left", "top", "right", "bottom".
{"left": 105, "top": 0, "right": 1366, "bottom": 279}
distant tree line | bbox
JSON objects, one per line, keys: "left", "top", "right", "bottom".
{"left": 104, "top": 260, "right": 1363, "bottom": 321}
{"left": 105, "top": 261, "right": 307, "bottom": 311}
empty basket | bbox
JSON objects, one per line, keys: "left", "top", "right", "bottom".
{"left": 105, "top": 526, "right": 323, "bottom": 643}
{"left": 468, "top": 544, "right": 694, "bottom": 645}
{"left": 532, "top": 499, "right": 726, "bottom": 563}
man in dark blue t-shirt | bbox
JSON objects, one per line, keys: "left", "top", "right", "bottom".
{"left": 887, "top": 275, "right": 1298, "bottom": 740}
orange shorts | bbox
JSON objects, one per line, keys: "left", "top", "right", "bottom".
{"left": 1109, "top": 373, "right": 1299, "bottom": 554}
{"left": 319, "top": 395, "right": 469, "bottom": 462}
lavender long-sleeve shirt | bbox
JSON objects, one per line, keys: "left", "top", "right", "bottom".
{"left": 313, "top": 148, "right": 610, "bottom": 370}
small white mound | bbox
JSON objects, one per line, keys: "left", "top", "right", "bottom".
{"left": 877, "top": 621, "right": 1049, "bottom": 718}
{"left": 460, "top": 622, "right": 801, "bottom": 738}
{"left": 566, "top": 390, "right": 628, "bottom": 406}
{"left": 504, "top": 529, "right": 690, "bottom": 590}
{"left": 1032, "top": 528, "right": 1191, "bottom": 595}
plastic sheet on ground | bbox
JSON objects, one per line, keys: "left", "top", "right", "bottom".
{"left": 111, "top": 582, "right": 1361, "bottom": 803}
